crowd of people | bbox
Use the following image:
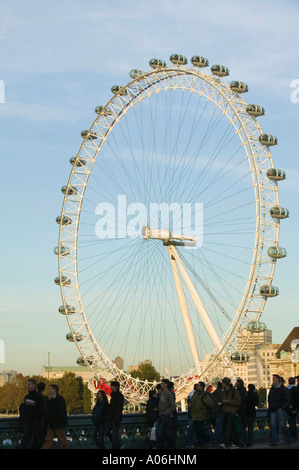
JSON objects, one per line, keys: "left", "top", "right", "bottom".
{"left": 145, "top": 374, "right": 299, "bottom": 449}
{"left": 18, "top": 378, "right": 125, "bottom": 449}
{"left": 17, "top": 374, "right": 299, "bottom": 449}
{"left": 19, "top": 378, "right": 70, "bottom": 449}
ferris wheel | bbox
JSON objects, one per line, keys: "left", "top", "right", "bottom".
{"left": 55, "top": 54, "right": 288, "bottom": 404}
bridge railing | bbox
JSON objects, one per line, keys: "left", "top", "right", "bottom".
{"left": 0, "top": 409, "right": 270, "bottom": 449}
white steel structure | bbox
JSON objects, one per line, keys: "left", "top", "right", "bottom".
{"left": 55, "top": 54, "right": 288, "bottom": 403}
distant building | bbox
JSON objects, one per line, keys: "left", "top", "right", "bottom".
{"left": 40, "top": 366, "right": 94, "bottom": 383}
{"left": 268, "top": 327, "right": 299, "bottom": 380}
{"left": 237, "top": 328, "right": 273, "bottom": 352}
{"left": 113, "top": 356, "right": 124, "bottom": 371}
{"left": 249, "top": 343, "right": 281, "bottom": 389}
{"left": 0, "top": 370, "right": 18, "bottom": 386}
{"left": 232, "top": 327, "right": 299, "bottom": 389}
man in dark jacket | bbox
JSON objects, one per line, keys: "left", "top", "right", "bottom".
{"left": 245, "top": 383, "right": 259, "bottom": 446}
{"left": 219, "top": 377, "right": 241, "bottom": 449}
{"left": 235, "top": 378, "right": 247, "bottom": 446}
{"left": 20, "top": 378, "right": 45, "bottom": 449}
{"left": 268, "top": 374, "right": 292, "bottom": 446}
{"left": 37, "top": 381, "right": 49, "bottom": 446}
{"left": 41, "top": 384, "right": 70, "bottom": 449}
{"left": 106, "top": 381, "right": 124, "bottom": 449}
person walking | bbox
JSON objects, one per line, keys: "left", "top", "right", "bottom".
{"left": 219, "top": 377, "right": 241, "bottom": 449}
{"left": 156, "top": 379, "right": 176, "bottom": 449}
{"left": 185, "top": 384, "right": 196, "bottom": 448}
{"left": 190, "top": 381, "right": 213, "bottom": 449}
{"left": 92, "top": 389, "right": 109, "bottom": 449}
{"left": 244, "top": 384, "right": 259, "bottom": 447}
{"left": 146, "top": 390, "right": 159, "bottom": 428}
{"left": 211, "top": 381, "right": 224, "bottom": 446}
{"left": 234, "top": 378, "right": 247, "bottom": 446}
{"left": 286, "top": 377, "right": 299, "bottom": 441}
{"left": 105, "top": 381, "right": 124, "bottom": 449}
{"left": 146, "top": 390, "right": 159, "bottom": 448}
{"left": 168, "top": 381, "right": 178, "bottom": 447}
{"left": 268, "top": 374, "right": 292, "bottom": 446}
{"left": 41, "top": 384, "right": 70, "bottom": 449}
{"left": 20, "top": 378, "right": 45, "bottom": 449}
{"left": 37, "top": 381, "right": 49, "bottom": 447}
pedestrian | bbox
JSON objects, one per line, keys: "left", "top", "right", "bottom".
{"left": 105, "top": 381, "right": 124, "bottom": 449}
{"left": 146, "top": 390, "right": 159, "bottom": 448}
{"left": 185, "top": 384, "right": 196, "bottom": 448}
{"left": 20, "top": 378, "right": 45, "bottom": 449}
{"left": 244, "top": 384, "right": 259, "bottom": 447}
{"left": 92, "top": 389, "right": 109, "bottom": 449}
{"left": 219, "top": 377, "right": 241, "bottom": 449}
{"left": 286, "top": 377, "right": 299, "bottom": 440}
{"left": 156, "top": 378, "right": 176, "bottom": 449}
{"left": 190, "top": 381, "right": 213, "bottom": 448}
{"left": 146, "top": 390, "right": 159, "bottom": 427}
{"left": 41, "top": 384, "right": 70, "bottom": 449}
{"left": 211, "top": 381, "right": 224, "bottom": 446}
{"left": 234, "top": 378, "right": 247, "bottom": 446}
{"left": 37, "top": 381, "right": 49, "bottom": 447}
{"left": 168, "top": 381, "right": 178, "bottom": 446}
{"left": 268, "top": 374, "right": 292, "bottom": 446}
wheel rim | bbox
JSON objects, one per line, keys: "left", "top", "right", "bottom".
{"left": 56, "top": 57, "right": 283, "bottom": 403}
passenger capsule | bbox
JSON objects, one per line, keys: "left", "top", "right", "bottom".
{"left": 95, "top": 106, "right": 112, "bottom": 115}
{"left": 260, "top": 285, "right": 279, "bottom": 297}
{"left": 58, "top": 305, "right": 76, "bottom": 315}
{"left": 191, "top": 56, "right": 209, "bottom": 67}
{"left": 149, "top": 58, "right": 167, "bottom": 69}
{"left": 56, "top": 215, "right": 72, "bottom": 225}
{"left": 66, "top": 332, "right": 83, "bottom": 342}
{"left": 211, "top": 65, "right": 230, "bottom": 77}
{"left": 170, "top": 54, "right": 187, "bottom": 65}
{"left": 269, "top": 206, "right": 289, "bottom": 219}
{"left": 266, "top": 168, "right": 286, "bottom": 181}
{"left": 61, "top": 185, "right": 78, "bottom": 196}
{"left": 81, "top": 130, "right": 98, "bottom": 140}
{"left": 230, "top": 81, "right": 248, "bottom": 93}
{"left": 54, "top": 275, "right": 71, "bottom": 286}
{"left": 70, "top": 156, "right": 86, "bottom": 167}
{"left": 76, "top": 356, "right": 85, "bottom": 365}
{"left": 111, "top": 85, "right": 127, "bottom": 96}
{"left": 247, "top": 321, "right": 267, "bottom": 332}
{"left": 231, "top": 352, "right": 249, "bottom": 363}
{"left": 258, "top": 134, "right": 278, "bottom": 146}
{"left": 53, "top": 246, "right": 70, "bottom": 256}
{"left": 246, "top": 104, "right": 265, "bottom": 117}
{"left": 267, "top": 246, "right": 287, "bottom": 259}
{"left": 129, "top": 69, "right": 144, "bottom": 79}
{"left": 77, "top": 356, "right": 93, "bottom": 366}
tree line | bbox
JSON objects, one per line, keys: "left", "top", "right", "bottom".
{"left": 0, "top": 372, "right": 92, "bottom": 415}
{"left": 0, "top": 368, "right": 268, "bottom": 415}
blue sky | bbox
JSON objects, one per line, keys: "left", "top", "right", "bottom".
{"left": 0, "top": 0, "right": 298, "bottom": 375}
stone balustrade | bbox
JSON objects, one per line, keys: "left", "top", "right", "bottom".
{"left": 0, "top": 409, "right": 270, "bottom": 449}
